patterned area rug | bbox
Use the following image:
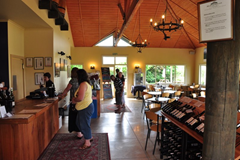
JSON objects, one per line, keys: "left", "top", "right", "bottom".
{"left": 101, "top": 104, "right": 131, "bottom": 113}
{"left": 38, "top": 133, "right": 111, "bottom": 160}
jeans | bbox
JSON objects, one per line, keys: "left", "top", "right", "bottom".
{"left": 76, "top": 102, "right": 94, "bottom": 139}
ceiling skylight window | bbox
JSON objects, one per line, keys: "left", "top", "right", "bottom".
{"left": 96, "top": 35, "right": 131, "bottom": 47}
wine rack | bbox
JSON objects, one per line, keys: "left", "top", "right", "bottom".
{"left": 160, "top": 96, "right": 240, "bottom": 160}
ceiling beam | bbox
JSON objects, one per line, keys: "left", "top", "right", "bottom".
{"left": 118, "top": 3, "right": 125, "bottom": 20}
{"left": 114, "top": 0, "right": 144, "bottom": 47}
{"left": 166, "top": 0, "right": 196, "bottom": 49}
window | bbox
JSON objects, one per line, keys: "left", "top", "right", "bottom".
{"left": 96, "top": 35, "right": 131, "bottom": 47}
{"left": 145, "top": 65, "right": 185, "bottom": 84}
{"left": 199, "top": 65, "right": 206, "bottom": 85}
{"left": 71, "top": 64, "right": 83, "bottom": 70}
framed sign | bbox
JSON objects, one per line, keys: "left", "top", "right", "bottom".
{"left": 34, "top": 57, "right": 44, "bottom": 70}
{"left": 101, "top": 67, "right": 111, "bottom": 82}
{"left": 45, "top": 57, "right": 52, "bottom": 67}
{"left": 198, "top": 0, "right": 233, "bottom": 43}
{"left": 54, "top": 63, "right": 60, "bottom": 77}
{"left": 25, "top": 57, "right": 33, "bottom": 67}
{"left": 34, "top": 72, "right": 44, "bottom": 85}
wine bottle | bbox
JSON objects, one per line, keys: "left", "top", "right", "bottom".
{"left": 171, "top": 104, "right": 188, "bottom": 116}
{"left": 178, "top": 107, "right": 196, "bottom": 122}
{"left": 186, "top": 111, "right": 205, "bottom": 126}
{"left": 8, "top": 88, "right": 15, "bottom": 107}
{"left": 236, "top": 123, "right": 240, "bottom": 129}
{"left": 174, "top": 105, "right": 191, "bottom": 118}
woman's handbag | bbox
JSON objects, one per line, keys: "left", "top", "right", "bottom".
{"left": 68, "top": 103, "right": 80, "bottom": 133}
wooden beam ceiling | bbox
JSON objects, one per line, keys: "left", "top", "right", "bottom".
{"left": 114, "top": 0, "right": 144, "bottom": 47}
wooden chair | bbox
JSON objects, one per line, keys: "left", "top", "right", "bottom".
{"left": 155, "top": 88, "right": 162, "bottom": 91}
{"left": 145, "top": 111, "right": 161, "bottom": 155}
{"left": 149, "top": 103, "right": 161, "bottom": 113}
{"left": 141, "top": 94, "right": 153, "bottom": 113}
{"left": 149, "top": 85, "right": 155, "bottom": 91}
{"left": 194, "top": 84, "right": 199, "bottom": 88}
{"left": 168, "top": 84, "right": 174, "bottom": 90}
{"left": 143, "top": 89, "right": 149, "bottom": 92}
{"left": 168, "top": 98, "right": 176, "bottom": 103}
{"left": 174, "top": 91, "right": 182, "bottom": 97}
{"left": 161, "top": 92, "right": 170, "bottom": 98}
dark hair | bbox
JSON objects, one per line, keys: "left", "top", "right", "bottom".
{"left": 44, "top": 72, "right": 51, "bottom": 79}
{"left": 71, "top": 67, "right": 78, "bottom": 78}
{"left": 116, "top": 69, "right": 119, "bottom": 72}
{"left": 77, "top": 69, "right": 90, "bottom": 85}
{"left": 110, "top": 75, "right": 115, "bottom": 79}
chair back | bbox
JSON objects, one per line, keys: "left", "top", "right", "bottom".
{"left": 149, "top": 85, "right": 155, "bottom": 91}
{"left": 162, "top": 92, "right": 170, "bottom": 98}
{"left": 145, "top": 111, "right": 159, "bottom": 123}
{"left": 168, "top": 98, "right": 176, "bottom": 103}
{"left": 168, "top": 84, "right": 174, "bottom": 90}
{"left": 142, "top": 92, "right": 148, "bottom": 97}
{"left": 155, "top": 88, "right": 162, "bottom": 91}
{"left": 174, "top": 91, "right": 182, "bottom": 97}
{"left": 144, "top": 94, "right": 153, "bottom": 100}
{"left": 149, "top": 103, "right": 161, "bottom": 112}
{"left": 195, "top": 84, "right": 199, "bottom": 88}
{"left": 143, "top": 89, "right": 149, "bottom": 92}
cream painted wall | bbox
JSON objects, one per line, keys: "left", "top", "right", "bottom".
{"left": 71, "top": 47, "right": 196, "bottom": 98}
{"left": 7, "top": 20, "right": 25, "bottom": 92}
{"left": 24, "top": 29, "right": 53, "bottom": 94}
{"left": 194, "top": 47, "right": 206, "bottom": 84}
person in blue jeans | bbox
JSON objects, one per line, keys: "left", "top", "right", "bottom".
{"left": 72, "top": 69, "right": 94, "bottom": 150}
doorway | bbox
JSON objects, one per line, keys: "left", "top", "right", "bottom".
{"left": 102, "top": 56, "right": 128, "bottom": 97}
{"left": 11, "top": 55, "right": 25, "bottom": 100}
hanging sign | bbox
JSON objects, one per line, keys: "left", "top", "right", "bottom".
{"left": 198, "top": 0, "right": 233, "bottom": 43}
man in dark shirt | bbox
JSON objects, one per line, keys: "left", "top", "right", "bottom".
{"left": 40, "top": 72, "right": 55, "bottom": 95}
{"left": 110, "top": 75, "right": 123, "bottom": 112}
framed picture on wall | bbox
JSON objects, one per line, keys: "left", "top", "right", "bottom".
{"left": 54, "top": 63, "right": 60, "bottom": 77}
{"left": 34, "top": 72, "right": 44, "bottom": 85}
{"left": 67, "top": 65, "right": 71, "bottom": 78}
{"left": 45, "top": 57, "right": 52, "bottom": 67}
{"left": 34, "top": 57, "right": 44, "bottom": 70}
{"left": 25, "top": 57, "right": 33, "bottom": 67}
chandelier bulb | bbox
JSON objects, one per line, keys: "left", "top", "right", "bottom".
{"left": 150, "top": 19, "right": 153, "bottom": 22}
{"left": 154, "top": 22, "right": 157, "bottom": 26}
{"left": 181, "top": 20, "right": 184, "bottom": 24}
{"left": 162, "top": 15, "right": 165, "bottom": 19}
{"left": 145, "top": 39, "right": 147, "bottom": 42}
{"left": 129, "top": 41, "right": 132, "bottom": 43}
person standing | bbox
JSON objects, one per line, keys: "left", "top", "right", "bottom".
{"left": 40, "top": 72, "right": 55, "bottom": 95}
{"left": 110, "top": 75, "right": 123, "bottom": 112}
{"left": 72, "top": 69, "right": 94, "bottom": 150}
{"left": 118, "top": 72, "right": 125, "bottom": 107}
{"left": 58, "top": 67, "right": 79, "bottom": 133}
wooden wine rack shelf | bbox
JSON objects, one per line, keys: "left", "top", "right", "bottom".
{"left": 160, "top": 97, "right": 240, "bottom": 159}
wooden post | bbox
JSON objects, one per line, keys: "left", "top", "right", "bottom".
{"left": 203, "top": 1, "right": 240, "bottom": 159}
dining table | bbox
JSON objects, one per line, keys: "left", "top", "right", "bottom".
{"left": 147, "top": 97, "right": 170, "bottom": 106}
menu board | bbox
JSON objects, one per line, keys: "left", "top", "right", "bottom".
{"left": 103, "top": 84, "right": 113, "bottom": 99}
{"left": 198, "top": 0, "right": 233, "bottom": 42}
{"left": 101, "top": 67, "right": 111, "bottom": 82}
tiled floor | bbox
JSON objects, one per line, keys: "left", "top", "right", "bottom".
{"left": 58, "top": 98, "right": 161, "bottom": 160}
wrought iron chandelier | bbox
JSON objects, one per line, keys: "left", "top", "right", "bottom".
{"left": 150, "top": 0, "right": 184, "bottom": 40}
{"left": 129, "top": 8, "right": 148, "bottom": 53}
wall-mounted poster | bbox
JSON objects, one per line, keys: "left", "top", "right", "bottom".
{"left": 26, "top": 57, "right": 33, "bottom": 67}
{"left": 103, "top": 84, "right": 113, "bottom": 99}
{"left": 45, "top": 57, "right": 52, "bottom": 67}
{"left": 198, "top": 0, "right": 233, "bottom": 43}
{"left": 34, "top": 57, "right": 44, "bottom": 70}
{"left": 101, "top": 67, "right": 111, "bottom": 82}
{"left": 35, "top": 72, "right": 44, "bottom": 85}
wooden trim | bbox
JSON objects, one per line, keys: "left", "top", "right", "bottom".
{"left": 114, "top": 0, "right": 144, "bottom": 47}
{"left": 10, "top": 54, "right": 26, "bottom": 98}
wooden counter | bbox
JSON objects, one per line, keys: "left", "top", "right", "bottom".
{"left": 0, "top": 98, "right": 60, "bottom": 160}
